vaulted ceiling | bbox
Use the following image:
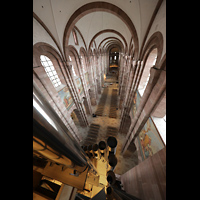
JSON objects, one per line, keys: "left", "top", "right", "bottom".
{"left": 33, "top": 0, "right": 165, "bottom": 60}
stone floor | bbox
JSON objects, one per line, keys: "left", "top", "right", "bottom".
{"left": 78, "top": 73, "right": 138, "bottom": 175}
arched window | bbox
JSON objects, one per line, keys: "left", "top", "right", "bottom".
{"left": 40, "top": 55, "right": 61, "bottom": 88}
{"left": 72, "top": 65, "right": 76, "bottom": 76}
{"left": 69, "top": 55, "right": 77, "bottom": 77}
{"left": 138, "top": 48, "right": 157, "bottom": 96}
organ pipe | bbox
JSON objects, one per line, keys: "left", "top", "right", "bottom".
{"left": 33, "top": 83, "right": 98, "bottom": 175}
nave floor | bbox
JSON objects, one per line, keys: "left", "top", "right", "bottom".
{"left": 79, "top": 72, "right": 138, "bottom": 175}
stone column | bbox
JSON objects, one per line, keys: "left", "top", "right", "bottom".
{"left": 65, "top": 61, "right": 89, "bottom": 127}
{"left": 121, "top": 67, "right": 166, "bottom": 154}
{"left": 119, "top": 60, "right": 141, "bottom": 133}
{"left": 78, "top": 56, "right": 92, "bottom": 115}
{"left": 118, "top": 53, "right": 125, "bottom": 95}
{"left": 33, "top": 72, "right": 81, "bottom": 142}
{"left": 119, "top": 55, "right": 132, "bottom": 109}
{"left": 87, "top": 55, "right": 98, "bottom": 105}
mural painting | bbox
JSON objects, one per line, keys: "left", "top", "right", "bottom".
{"left": 75, "top": 77, "right": 84, "bottom": 95}
{"left": 132, "top": 90, "right": 165, "bottom": 160}
{"left": 132, "top": 90, "right": 141, "bottom": 117}
{"left": 58, "top": 86, "right": 74, "bottom": 110}
{"left": 137, "top": 117, "right": 165, "bottom": 160}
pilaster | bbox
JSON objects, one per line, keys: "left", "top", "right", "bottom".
{"left": 63, "top": 61, "right": 89, "bottom": 127}
{"left": 121, "top": 67, "right": 166, "bottom": 154}
{"left": 119, "top": 59, "right": 141, "bottom": 133}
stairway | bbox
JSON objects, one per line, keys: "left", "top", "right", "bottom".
{"left": 106, "top": 126, "right": 118, "bottom": 138}
{"left": 82, "top": 123, "right": 100, "bottom": 146}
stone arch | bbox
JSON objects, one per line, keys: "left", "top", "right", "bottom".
{"left": 66, "top": 45, "right": 80, "bottom": 61}
{"left": 89, "top": 29, "right": 127, "bottom": 50}
{"left": 63, "top": 1, "right": 139, "bottom": 59}
{"left": 140, "top": 31, "right": 164, "bottom": 68}
{"left": 33, "top": 42, "right": 64, "bottom": 72}
{"left": 33, "top": 42, "right": 82, "bottom": 141}
{"left": 138, "top": 48, "right": 158, "bottom": 97}
{"left": 33, "top": 13, "right": 64, "bottom": 60}
{"left": 136, "top": 32, "right": 165, "bottom": 117}
{"left": 135, "top": 31, "right": 164, "bottom": 98}
{"left": 103, "top": 41, "right": 123, "bottom": 52}
{"left": 98, "top": 37, "right": 124, "bottom": 51}
{"left": 33, "top": 42, "right": 67, "bottom": 95}
{"left": 151, "top": 54, "right": 166, "bottom": 118}
{"left": 79, "top": 47, "right": 89, "bottom": 72}
{"left": 65, "top": 45, "right": 82, "bottom": 77}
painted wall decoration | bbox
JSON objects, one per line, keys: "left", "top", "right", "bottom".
{"left": 58, "top": 86, "right": 74, "bottom": 110}
{"left": 132, "top": 90, "right": 165, "bottom": 160}
{"left": 75, "top": 77, "right": 83, "bottom": 95}
{"left": 137, "top": 117, "right": 165, "bottom": 160}
{"left": 85, "top": 72, "right": 89, "bottom": 86}
{"left": 132, "top": 90, "right": 141, "bottom": 117}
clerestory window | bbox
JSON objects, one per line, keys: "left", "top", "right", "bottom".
{"left": 40, "top": 55, "right": 61, "bottom": 88}
{"left": 72, "top": 65, "right": 76, "bottom": 76}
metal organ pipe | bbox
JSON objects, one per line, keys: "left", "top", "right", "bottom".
{"left": 106, "top": 170, "right": 116, "bottom": 185}
{"left": 87, "top": 144, "right": 94, "bottom": 157}
{"left": 108, "top": 154, "right": 118, "bottom": 171}
{"left": 33, "top": 83, "right": 98, "bottom": 175}
{"left": 98, "top": 141, "right": 107, "bottom": 157}
{"left": 107, "top": 136, "right": 117, "bottom": 156}
{"left": 92, "top": 144, "right": 99, "bottom": 158}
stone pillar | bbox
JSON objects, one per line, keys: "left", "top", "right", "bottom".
{"left": 65, "top": 61, "right": 89, "bottom": 127}
{"left": 106, "top": 52, "right": 110, "bottom": 74}
{"left": 119, "top": 60, "right": 141, "bottom": 134}
{"left": 119, "top": 55, "right": 132, "bottom": 109}
{"left": 87, "top": 55, "right": 98, "bottom": 105}
{"left": 88, "top": 87, "right": 97, "bottom": 106}
{"left": 121, "top": 67, "right": 166, "bottom": 154}
{"left": 33, "top": 61, "right": 82, "bottom": 142}
{"left": 118, "top": 53, "right": 125, "bottom": 95}
{"left": 91, "top": 55, "right": 99, "bottom": 101}
{"left": 78, "top": 56, "right": 92, "bottom": 115}
{"left": 96, "top": 78, "right": 101, "bottom": 94}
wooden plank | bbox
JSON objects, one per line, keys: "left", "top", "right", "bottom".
{"left": 40, "top": 163, "right": 89, "bottom": 190}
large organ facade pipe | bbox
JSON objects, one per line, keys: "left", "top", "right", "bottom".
{"left": 33, "top": 83, "right": 98, "bottom": 175}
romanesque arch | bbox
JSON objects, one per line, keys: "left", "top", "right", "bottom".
{"left": 63, "top": 1, "right": 139, "bottom": 60}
